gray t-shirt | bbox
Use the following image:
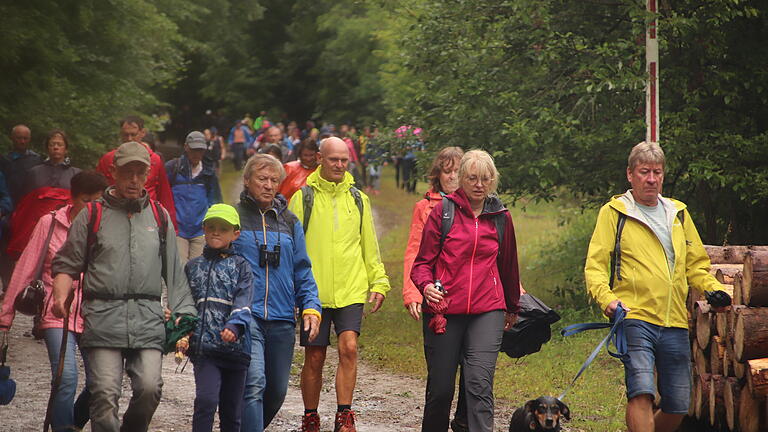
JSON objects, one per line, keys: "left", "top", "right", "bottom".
{"left": 636, "top": 202, "right": 675, "bottom": 273}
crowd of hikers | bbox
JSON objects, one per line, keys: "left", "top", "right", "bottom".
{"left": 0, "top": 112, "right": 731, "bottom": 432}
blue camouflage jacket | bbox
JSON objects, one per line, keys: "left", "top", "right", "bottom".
{"left": 185, "top": 246, "right": 253, "bottom": 365}
{"left": 234, "top": 192, "right": 321, "bottom": 323}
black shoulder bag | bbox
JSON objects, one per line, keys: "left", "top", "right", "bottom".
{"left": 14, "top": 213, "right": 57, "bottom": 317}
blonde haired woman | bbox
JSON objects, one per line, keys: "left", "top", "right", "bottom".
{"left": 411, "top": 150, "right": 521, "bottom": 432}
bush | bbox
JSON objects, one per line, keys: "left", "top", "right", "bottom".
{"left": 525, "top": 208, "right": 600, "bottom": 311}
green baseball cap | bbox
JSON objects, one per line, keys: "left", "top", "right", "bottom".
{"left": 203, "top": 204, "right": 240, "bottom": 229}
{"left": 114, "top": 141, "right": 151, "bottom": 167}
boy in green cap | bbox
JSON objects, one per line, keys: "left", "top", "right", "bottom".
{"left": 181, "top": 203, "right": 254, "bottom": 431}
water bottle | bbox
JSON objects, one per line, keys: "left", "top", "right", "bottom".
{"left": 434, "top": 279, "right": 445, "bottom": 294}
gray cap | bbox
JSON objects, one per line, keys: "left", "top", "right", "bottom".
{"left": 114, "top": 141, "right": 150, "bottom": 167}
{"left": 185, "top": 131, "right": 207, "bottom": 150}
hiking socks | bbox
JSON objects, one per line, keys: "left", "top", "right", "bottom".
{"left": 305, "top": 408, "right": 318, "bottom": 415}
{"left": 337, "top": 404, "right": 352, "bottom": 412}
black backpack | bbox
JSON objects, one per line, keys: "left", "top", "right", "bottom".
{"left": 300, "top": 185, "right": 364, "bottom": 234}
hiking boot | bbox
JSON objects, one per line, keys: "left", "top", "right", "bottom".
{"left": 301, "top": 412, "right": 320, "bottom": 432}
{"left": 334, "top": 409, "right": 357, "bottom": 432}
{"left": 450, "top": 417, "right": 469, "bottom": 432}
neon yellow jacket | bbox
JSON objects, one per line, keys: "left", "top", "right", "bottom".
{"left": 585, "top": 190, "right": 723, "bottom": 328}
{"left": 288, "top": 169, "right": 390, "bottom": 308}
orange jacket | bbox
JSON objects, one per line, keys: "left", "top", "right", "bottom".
{"left": 403, "top": 190, "right": 442, "bottom": 306}
{"left": 279, "top": 162, "right": 315, "bottom": 201}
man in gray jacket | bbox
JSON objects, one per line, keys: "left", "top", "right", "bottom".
{"left": 52, "top": 141, "right": 196, "bottom": 432}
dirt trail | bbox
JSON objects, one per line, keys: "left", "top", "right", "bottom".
{"left": 0, "top": 180, "right": 516, "bottom": 431}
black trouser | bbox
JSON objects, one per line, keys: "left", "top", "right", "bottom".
{"left": 231, "top": 142, "right": 245, "bottom": 171}
{"left": 422, "top": 310, "right": 504, "bottom": 432}
{"left": 402, "top": 158, "right": 417, "bottom": 192}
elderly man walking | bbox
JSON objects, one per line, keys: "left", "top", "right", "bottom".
{"left": 1, "top": 124, "right": 43, "bottom": 205}
{"left": 289, "top": 137, "right": 390, "bottom": 432}
{"left": 51, "top": 142, "right": 196, "bottom": 432}
{"left": 585, "top": 141, "right": 727, "bottom": 432}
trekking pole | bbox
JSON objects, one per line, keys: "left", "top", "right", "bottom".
{"left": 43, "top": 290, "right": 74, "bottom": 432}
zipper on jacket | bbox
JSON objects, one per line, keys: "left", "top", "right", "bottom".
{"left": 260, "top": 210, "right": 270, "bottom": 320}
{"left": 624, "top": 209, "right": 677, "bottom": 326}
{"left": 467, "top": 218, "right": 479, "bottom": 314}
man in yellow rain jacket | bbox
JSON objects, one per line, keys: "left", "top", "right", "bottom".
{"left": 289, "top": 137, "right": 390, "bottom": 432}
{"left": 585, "top": 141, "right": 725, "bottom": 432}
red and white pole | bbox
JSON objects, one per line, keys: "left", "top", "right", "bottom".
{"left": 646, "top": 0, "right": 659, "bottom": 143}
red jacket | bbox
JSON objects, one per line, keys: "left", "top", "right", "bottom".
{"left": 411, "top": 188, "right": 521, "bottom": 315}
{"left": 5, "top": 186, "right": 70, "bottom": 259}
{"left": 403, "top": 190, "right": 442, "bottom": 306}
{"left": 96, "top": 143, "right": 177, "bottom": 229}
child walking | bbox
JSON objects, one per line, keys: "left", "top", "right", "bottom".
{"left": 183, "top": 204, "right": 254, "bottom": 432}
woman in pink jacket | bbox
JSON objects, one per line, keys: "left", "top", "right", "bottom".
{"left": 0, "top": 171, "right": 106, "bottom": 431}
{"left": 411, "top": 150, "right": 521, "bottom": 432}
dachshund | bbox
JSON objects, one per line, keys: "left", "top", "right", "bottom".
{"left": 509, "top": 396, "right": 570, "bottom": 432}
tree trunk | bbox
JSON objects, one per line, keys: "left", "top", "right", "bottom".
{"left": 737, "top": 387, "right": 766, "bottom": 432}
{"left": 734, "top": 307, "right": 768, "bottom": 362}
{"left": 747, "top": 358, "right": 768, "bottom": 398}
{"left": 705, "top": 245, "right": 768, "bottom": 265}
{"left": 711, "top": 336, "right": 726, "bottom": 377}
{"left": 695, "top": 372, "right": 712, "bottom": 420}
{"left": 714, "top": 264, "right": 743, "bottom": 284}
{"left": 723, "top": 377, "right": 741, "bottom": 431}
{"left": 734, "top": 273, "right": 744, "bottom": 306}
{"left": 694, "top": 341, "right": 710, "bottom": 374}
{"left": 726, "top": 333, "right": 746, "bottom": 379}
{"left": 709, "top": 374, "right": 725, "bottom": 426}
{"left": 696, "top": 301, "right": 713, "bottom": 350}
{"left": 742, "top": 267, "right": 768, "bottom": 307}
{"left": 717, "top": 310, "right": 728, "bottom": 338}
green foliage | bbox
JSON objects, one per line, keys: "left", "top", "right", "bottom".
{"left": 0, "top": 1, "right": 188, "bottom": 164}
{"left": 383, "top": 0, "right": 768, "bottom": 244}
{"left": 523, "top": 208, "right": 601, "bottom": 310}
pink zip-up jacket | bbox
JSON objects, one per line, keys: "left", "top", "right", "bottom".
{"left": 0, "top": 205, "right": 83, "bottom": 333}
{"left": 411, "top": 188, "right": 521, "bottom": 315}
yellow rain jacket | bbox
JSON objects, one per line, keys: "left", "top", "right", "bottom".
{"left": 585, "top": 190, "right": 723, "bottom": 328}
{"left": 288, "top": 169, "right": 391, "bottom": 308}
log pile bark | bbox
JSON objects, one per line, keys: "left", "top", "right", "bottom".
{"left": 684, "top": 246, "right": 768, "bottom": 430}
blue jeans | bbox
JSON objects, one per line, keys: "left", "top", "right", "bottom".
{"left": 242, "top": 319, "right": 296, "bottom": 431}
{"left": 43, "top": 328, "right": 91, "bottom": 432}
{"left": 622, "top": 319, "right": 691, "bottom": 414}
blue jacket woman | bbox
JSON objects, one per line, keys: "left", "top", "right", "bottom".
{"left": 234, "top": 153, "right": 321, "bottom": 432}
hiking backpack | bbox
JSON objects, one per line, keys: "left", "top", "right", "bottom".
{"left": 299, "top": 185, "right": 364, "bottom": 234}
{"left": 438, "top": 197, "right": 506, "bottom": 263}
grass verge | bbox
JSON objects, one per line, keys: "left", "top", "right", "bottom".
{"left": 360, "top": 167, "right": 626, "bottom": 431}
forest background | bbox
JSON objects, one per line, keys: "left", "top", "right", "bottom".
{"left": 1, "top": 0, "right": 767, "bottom": 308}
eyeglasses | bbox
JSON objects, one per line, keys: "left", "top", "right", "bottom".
{"left": 465, "top": 175, "right": 494, "bottom": 186}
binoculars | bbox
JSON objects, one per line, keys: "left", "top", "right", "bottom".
{"left": 259, "top": 243, "right": 281, "bottom": 268}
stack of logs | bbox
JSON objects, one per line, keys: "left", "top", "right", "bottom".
{"left": 688, "top": 245, "right": 768, "bottom": 431}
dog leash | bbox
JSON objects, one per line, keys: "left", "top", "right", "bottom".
{"left": 557, "top": 304, "right": 628, "bottom": 400}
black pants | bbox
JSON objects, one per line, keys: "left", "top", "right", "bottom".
{"left": 401, "top": 158, "right": 417, "bottom": 192}
{"left": 231, "top": 142, "right": 245, "bottom": 171}
{"left": 422, "top": 311, "right": 504, "bottom": 432}
{"left": 192, "top": 356, "right": 248, "bottom": 432}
